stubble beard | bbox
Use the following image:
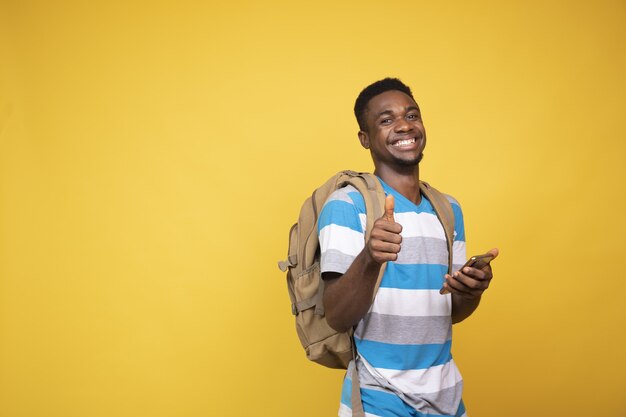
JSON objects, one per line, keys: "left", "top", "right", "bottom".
{"left": 396, "top": 152, "right": 424, "bottom": 167}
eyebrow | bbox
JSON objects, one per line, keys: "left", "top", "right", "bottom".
{"left": 376, "top": 105, "right": 420, "bottom": 118}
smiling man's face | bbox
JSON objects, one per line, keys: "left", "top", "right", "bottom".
{"left": 358, "top": 90, "right": 426, "bottom": 169}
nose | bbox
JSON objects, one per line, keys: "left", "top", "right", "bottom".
{"left": 394, "top": 118, "right": 413, "bottom": 133}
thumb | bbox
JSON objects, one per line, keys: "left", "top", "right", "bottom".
{"left": 487, "top": 248, "right": 500, "bottom": 259}
{"left": 384, "top": 195, "right": 395, "bottom": 222}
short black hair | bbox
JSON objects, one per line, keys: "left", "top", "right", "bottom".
{"left": 354, "top": 77, "right": 415, "bottom": 131}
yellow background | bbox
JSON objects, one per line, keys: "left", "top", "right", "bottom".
{"left": 1, "top": 1, "right": 625, "bottom": 416}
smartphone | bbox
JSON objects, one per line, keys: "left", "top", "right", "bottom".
{"left": 461, "top": 253, "right": 495, "bottom": 271}
{"left": 440, "top": 252, "right": 495, "bottom": 294}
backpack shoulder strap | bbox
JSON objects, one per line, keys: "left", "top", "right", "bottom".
{"left": 338, "top": 171, "right": 384, "bottom": 238}
{"left": 338, "top": 171, "right": 387, "bottom": 301}
{"left": 419, "top": 181, "right": 455, "bottom": 275}
{"left": 339, "top": 172, "right": 386, "bottom": 417}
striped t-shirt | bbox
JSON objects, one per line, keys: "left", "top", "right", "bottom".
{"left": 318, "top": 178, "right": 468, "bottom": 417}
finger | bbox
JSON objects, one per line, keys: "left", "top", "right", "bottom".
{"left": 454, "top": 271, "right": 490, "bottom": 291}
{"left": 440, "top": 274, "right": 451, "bottom": 294}
{"left": 464, "top": 264, "right": 493, "bottom": 280}
{"left": 373, "top": 218, "right": 403, "bottom": 235}
{"left": 441, "top": 274, "right": 467, "bottom": 295}
{"left": 461, "top": 266, "right": 489, "bottom": 280}
{"left": 446, "top": 273, "right": 483, "bottom": 297}
{"left": 440, "top": 274, "right": 473, "bottom": 296}
{"left": 483, "top": 248, "right": 499, "bottom": 275}
{"left": 373, "top": 252, "right": 399, "bottom": 263}
{"left": 370, "top": 226, "right": 403, "bottom": 243}
{"left": 369, "top": 239, "right": 401, "bottom": 254}
{"left": 368, "top": 246, "right": 400, "bottom": 263}
{"left": 384, "top": 195, "right": 395, "bottom": 222}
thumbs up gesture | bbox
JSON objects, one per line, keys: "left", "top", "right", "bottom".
{"left": 366, "top": 194, "right": 403, "bottom": 264}
{"left": 384, "top": 195, "right": 395, "bottom": 222}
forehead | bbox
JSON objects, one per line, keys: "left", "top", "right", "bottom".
{"left": 365, "top": 90, "right": 418, "bottom": 116}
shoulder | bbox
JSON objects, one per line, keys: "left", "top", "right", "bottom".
{"left": 318, "top": 185, "right": 366, "bottom": 233}
{"left": 422, "top": 181, "right": 463, "bottom": 215}
{"left": 324, "top": 185, "right": 366, "bottom": 212}
{"left": 444, "top": 193, "right": 463, "bottom": 212}
{"left": 422, "top": 184, "right": 465, "bottom": 235}
{"left": 440, "top": 192, "right": 465, "bottom": 239}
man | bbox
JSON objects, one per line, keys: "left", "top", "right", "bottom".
{"left": 318, "top": 78, "right": 498, "bottom": 417}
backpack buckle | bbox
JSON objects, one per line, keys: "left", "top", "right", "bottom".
{"left": 278, "top": 259, "right": 292, "bottom": 272}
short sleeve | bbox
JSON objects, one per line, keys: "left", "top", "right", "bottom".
{"left": 318, "top": 186, "right": 366, "bottom": 275}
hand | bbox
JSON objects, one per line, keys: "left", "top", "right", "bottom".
{"left": 441, "top": 248, "right": 499, "bottom": 298}
{"left": 365, "top": 195, "right": 403, "bottom": 265}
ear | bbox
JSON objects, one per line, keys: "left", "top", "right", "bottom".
{"left": 358, "top": 131, "right": 369, "bottom": 149}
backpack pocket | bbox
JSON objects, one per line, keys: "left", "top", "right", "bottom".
{"left": 292, "top": 263, "right": 352, "bottom": 369}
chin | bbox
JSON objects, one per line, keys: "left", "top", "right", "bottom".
{"left": 397, "top": 153, "right": 424, "bottom": 166}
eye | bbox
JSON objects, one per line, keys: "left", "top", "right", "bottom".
{"left": 407, "top": 113, "right": 419, "bottom": 120}
{"left": 380, "top": 118, "right": 392, "bottom": 125}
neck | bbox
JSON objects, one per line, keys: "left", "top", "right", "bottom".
{"left": 374, "top": 164, "right": 421, "bottom": 205}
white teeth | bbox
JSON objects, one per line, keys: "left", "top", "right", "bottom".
{"left": 393, "top": 138, "right": 415, "bottom": 146}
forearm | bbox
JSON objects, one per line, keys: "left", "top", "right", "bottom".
{"left": 451, "top": 294, "right": 481, "bottom": 324}
{"left": 323, "top": 250, "right": 382, "bottom": 333}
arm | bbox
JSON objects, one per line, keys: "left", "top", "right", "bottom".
{"left": 443, "top": 248, "right": 499, "bottom": 323}
{"left": 323, "top": 196, "right": 402, "bottom": 333}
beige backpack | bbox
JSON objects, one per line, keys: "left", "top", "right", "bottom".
{"left": 278, "top": 170, "right": 455, "bottom": 415}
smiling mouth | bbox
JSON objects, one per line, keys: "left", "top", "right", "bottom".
{"left": 392, "top": 137, "right": 417, "bottom": 147}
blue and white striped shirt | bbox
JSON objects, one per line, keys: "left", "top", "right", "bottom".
{"left": 318, "top": 178, "right": 468, "bottom": 417}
